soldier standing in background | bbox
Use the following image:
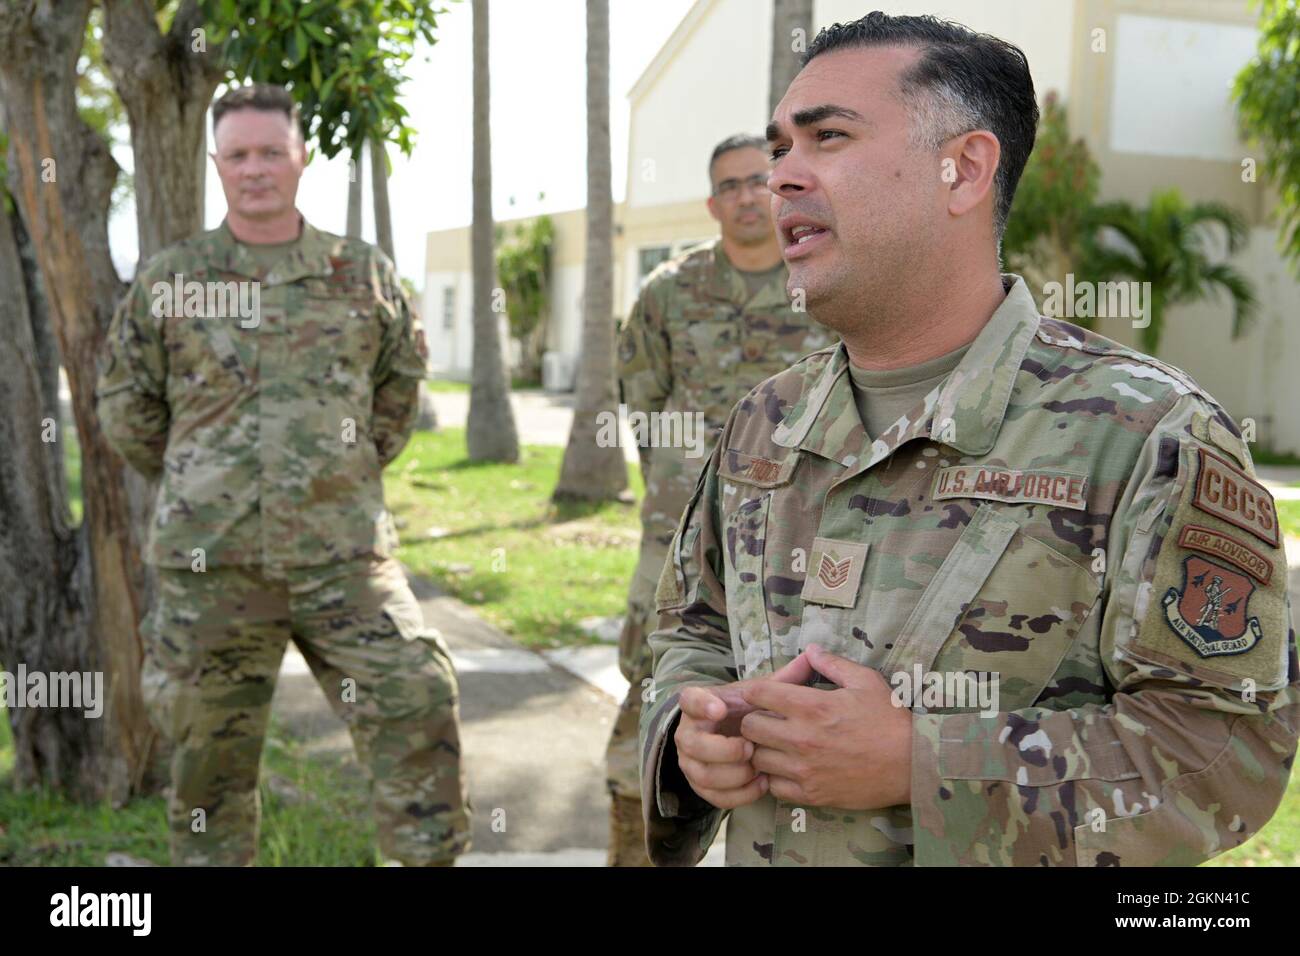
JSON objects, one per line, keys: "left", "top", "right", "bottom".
{"left": 606, "top": 134, "right": 834, "bottom": 865}
{"left": 96, "top": 84, "right": 471, "bottom": 866}
{"left": 640, "top": 13, "right": 1298, "bottom": 866}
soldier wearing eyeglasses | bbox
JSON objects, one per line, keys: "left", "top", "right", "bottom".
{"left": 605, "top": 133, "right": 835, "bottom": 865}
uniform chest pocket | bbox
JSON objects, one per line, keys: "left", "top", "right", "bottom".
{"left": 881, "top": 504, "right": 1100, "bottom": 714}
{"left": 165, "top": 313, "right": 256, "bottom": 392}
{"left": 682, "top": 309, "right": 739, "bottom": 377}
{"left": 300, "top": 292, "right": 384, "bottom": 398}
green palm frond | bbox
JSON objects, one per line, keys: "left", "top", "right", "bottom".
{"left": 1199, "top": 262, "right": 1259, "bottom": 340}
{"left": 1084, "top": 189, "right": 1258, "bottom": 353}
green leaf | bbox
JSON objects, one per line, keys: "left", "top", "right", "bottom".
{"left": 302, "top": 21, "right": 332, "bottom": 44}
{"left": 318, "top": 67, "right": 343, "bottom": 103}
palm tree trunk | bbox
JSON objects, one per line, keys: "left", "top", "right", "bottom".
{"left": 466, "top": 0, "right": 519, "bottom": 462}
{"left": 769, "top": 0, "right": 812, "bottom": 116}
{"left": 554, "top": 0, "right": 626, "bottom": 501}
{"left": 347, "top": 143, "right": 364, "bottom": 238}
{"left": 370, "top": 137, "right": 394, "bottom": 261}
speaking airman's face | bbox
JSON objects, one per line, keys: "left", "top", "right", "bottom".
{"left": 766, "top": 46, "right": 943, "bottom": 326}
{"left": 212, "top": 108, "right": 308, "bottom": 224}
{"left": 707, "top": 147, "right": 776, "bottom": 246}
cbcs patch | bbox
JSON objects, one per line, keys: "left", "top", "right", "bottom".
{"left": 1162, "top": 555, "right": 1262, "bottom": 658}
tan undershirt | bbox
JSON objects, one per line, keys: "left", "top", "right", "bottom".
{"left": 738, "top": 261, "right": 784, "bottom": 298}
{"left": 848, "top": 342, "right": 970, "bottom": 440}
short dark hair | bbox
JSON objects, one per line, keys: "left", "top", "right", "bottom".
{"left": 708, "top": 133, "right": 767, "bottom": 186}
{"left": 212, "top": 83, "right": 303, "bottom": 136}
{"left": 803, "top": 11, "right": 1039, "bottom": 244}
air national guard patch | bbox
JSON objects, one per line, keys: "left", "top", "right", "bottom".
{"left": 800, "top": 537, "right": 868, "bottom": 608}
{"left": 1162, "top": 555, "right": 1262, "bottom": 658}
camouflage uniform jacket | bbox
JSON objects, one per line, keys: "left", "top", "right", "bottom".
{"left": 640, "top": 275, "right": 1299, "bottom": 866}
{"left": 96, "top": 217, "right": 427, "bottom": 570}
{"left": 618, "top": 237, "right": 834, "bottom": 551}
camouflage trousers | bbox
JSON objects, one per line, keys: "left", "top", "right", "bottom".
{"left": 140, "top": 556, "right": 472, "bottom": 866}
{"left": 605, "top": 536, "right": 665, "bottom": 800}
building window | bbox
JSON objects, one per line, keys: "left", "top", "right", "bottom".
{"left": 442, "top": 286, "right": 455, "bottom": 330}
{"left": 637, "top": 245, "right": 672, "bottom": 288}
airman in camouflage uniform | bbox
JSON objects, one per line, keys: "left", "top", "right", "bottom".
{"left": 95, "top": 84, "right": 469, "bottom": 866}
{"left": 606, "top": 134, "right": 834, "bottom": 864}
{"left": 639, "top": 275, "right": 1299, "bottom": 865}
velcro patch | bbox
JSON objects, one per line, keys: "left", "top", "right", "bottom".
{"left": 1162, "top": 555, "right": 1262, "bottom": 658}
{"left": 719, "top": 448, "right": 795, "bottom": 488}
{"left": 933, "top": 466, "right": 1087, "bottom": 511}
{"left": 1191, "top": 449, "right": 1278, "bottom": 547}
{"left": 1178, "top": 524, "right": 1272, "bottom": 585}
{"left": 800, "top": 537, "right": 868, "bottom": 608}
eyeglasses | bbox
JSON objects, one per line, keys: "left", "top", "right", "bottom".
{"left": 713, "top": 173, "right": 769, "bottom": 198}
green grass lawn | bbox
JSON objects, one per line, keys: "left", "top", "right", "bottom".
{"left": 422, "top": 379, "right": 469, "bottom": 393}
{"left": 1280, "top": 500, "right": 1300, "bottom": 539}
{"left": 385, "top": 427, "right": 642, "bottom": 648}
{"left": 0, "top": 704, "right": 377, "bottom": 867}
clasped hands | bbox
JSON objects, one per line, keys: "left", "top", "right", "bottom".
{"left": 673, "top": 643, "right": 913, "bottom": 811}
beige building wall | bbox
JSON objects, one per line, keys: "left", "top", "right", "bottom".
{"left": 1069, "top": 0, "right": 1300, "bottom": 454}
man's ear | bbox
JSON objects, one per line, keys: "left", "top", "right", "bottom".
{"left": 706, "top": 194, "right": 721, "bottom": 223}
{"left": 944, "top": 129, "right": 1000, "bottom": 220}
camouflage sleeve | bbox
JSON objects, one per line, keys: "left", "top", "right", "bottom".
{"left": 95, "top": 275, "right": 169, "bottom": 479}
{"left": 912, "top": 393, "right": 1300, "bottom": 866}
{"left": 618, "top": 279, "right": 672, "bottom": 478}
{"left": 637, "top": 440, "right": 736, "bottom": 865}
{"left": 371, "top": 255, "right": 428, "bottom": 468}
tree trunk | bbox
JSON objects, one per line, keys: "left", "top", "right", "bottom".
{"left": 769, "top": 0, "right": 812, "bottom": 117}
{"left": 0, "top": 188, "right": 103, "bottom": 798}
{"left": 0, "top": 0, "right": 151, "bottom": 803}
{"left": 370, "top": 136, "right": 394, "bottom": 262}
{"left": 102, "top": 0, "right": 222, "bottom": 262}
{"left": 101, "top": 4, "right": 226, "bottom": 724}
{"left": 466, "top": 0, "right": 519, "bottom": 462}
{"left": 347, "top": 143, "right": 364, "bottom": 238}
{"left": 554, "top": 0, "right": 626, "bottom": 501}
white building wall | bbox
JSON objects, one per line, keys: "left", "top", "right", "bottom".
{"left": 815, "top": 0, "right": 1077, "bottom": 102}
{"left": 1108, "top": 13, "right": 1257, "bottom": 161}
{"left": 423, "top": 270, "right": 467, "bottom": 376}
{"left": 627, "top": 0, "right": 774, "bottom": 211}
{"left": 547, "top": 262, "right": 587, "bottom": 389}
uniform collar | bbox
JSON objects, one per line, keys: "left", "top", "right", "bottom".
{"left": 772, "top": 274, "right": 1040, "bottom": 467}
{"left": 209, "top": 214, "right": 340, "bottom": 285}
{"left": 700, "top": 237, "right": 790, "bottom": 310}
